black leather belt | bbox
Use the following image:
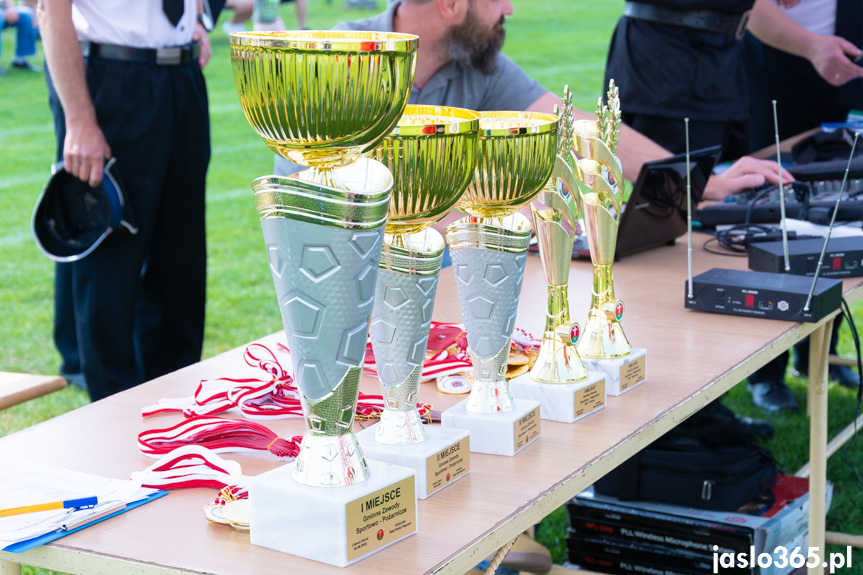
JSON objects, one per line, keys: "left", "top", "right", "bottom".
{"left": 81, "top": 41, "right": 199, "bottom": 66}
{"left": 623, "top": 1, "right": 751, "bottom": 40}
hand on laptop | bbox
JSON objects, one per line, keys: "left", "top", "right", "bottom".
{"left": 703, "top": 156, "right": 795, "bottom": 201}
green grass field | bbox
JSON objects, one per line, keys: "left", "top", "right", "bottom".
{"left": 1, "top": 0, "right": 862, "bottom": 571}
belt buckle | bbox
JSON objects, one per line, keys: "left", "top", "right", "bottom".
{"left": 735, "top": 10, "right": 750, "bottom": 40}
{"left": 156, "top": 47, "right": 182, "bottom": 66}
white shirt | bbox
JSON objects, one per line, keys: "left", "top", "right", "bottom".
{"left": 784, "top": 0, "right": 837, "bottom": 37}
{"left": 72, "top": 0, "right": 197, "bottom": 49}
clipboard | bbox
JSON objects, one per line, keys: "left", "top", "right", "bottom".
{"left": 3, "top": 490, "right": 168, "bottom": 553}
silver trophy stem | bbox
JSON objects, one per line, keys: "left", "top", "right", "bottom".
{"left": 446, "top": 214, "right": 531, "bottom": 414}
{"left": 370, "top": 232, "right": 444, "bottom": 445}
{"left": 255, "top": 159, "right": 391, "bottom": 487}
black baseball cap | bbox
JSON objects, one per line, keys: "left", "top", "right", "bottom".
{"left": 31, "top": 158, "right": 138, "bottom": 262}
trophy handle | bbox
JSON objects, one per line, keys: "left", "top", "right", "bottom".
{"left": 539, "top": 155, "right": 581, "bottom": 232}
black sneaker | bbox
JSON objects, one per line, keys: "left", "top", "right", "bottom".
{"left": 831, "top": 365, "right": 861, "bottom": 389}
{"left": 748, "top": 380, "right": 800, "bottom": 413}
{"left": 11, "top": 58, "right": 42, "bottom": 72}
{"left": 695, "top": 401, "right": 775, "bottom": 439}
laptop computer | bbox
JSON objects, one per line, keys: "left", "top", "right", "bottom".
{"left": 568, "top": 145, "right": 722, "bottom": 259}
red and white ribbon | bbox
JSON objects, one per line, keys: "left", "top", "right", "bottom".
{"left": 138, "top": 416, "right": 302, "bottom": 459}
{"left": 142, "top": 344, "right": 302, "bottom": 420}
{"left": 130, "top": 445, "right": 245, "bottom": 490}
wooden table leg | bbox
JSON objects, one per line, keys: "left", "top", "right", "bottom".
{"left": 483, "top": 536, "right": 518, "bottom": 575}
{"left": 808, "top": 317, "right": 834, "bottom": 575}
{"left": 0, "top": 560, "right": 21, "bottom": 575}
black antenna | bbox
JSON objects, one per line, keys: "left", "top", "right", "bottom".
{"left": 685, "top": 118, "right": 693, "bottom": 299}
{"left": 772, "top": 100, "right": 791, "bottom": 272}
{"left": 804, "top": 132, "right": 859, "bottom": 311}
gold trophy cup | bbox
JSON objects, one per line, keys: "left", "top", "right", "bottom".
{"left": 368, "top": 105, "right": 480, "bottom": 445}
{"left": 446, "top": 111, "right": 559, "bottom": 413}
{"left": 231, "top": 31, "right": 417, "bottom": 487}
{"left": 572, "top": 83, "right": 632, "bottom": 359}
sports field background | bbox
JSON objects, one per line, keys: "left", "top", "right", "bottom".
{"left": 1, "top": 0, "right": 861, "bottom": 570}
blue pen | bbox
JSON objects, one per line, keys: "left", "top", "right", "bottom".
{"left": 0, "top": 496, "right": 99, "bottom": 518}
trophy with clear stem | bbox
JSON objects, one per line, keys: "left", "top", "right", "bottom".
{"left": 571, "top": 80, "right": 646, "bottom": 396}
{"left": 356, "top": 105, "right": 480, "bottom": 498}
{"left": 231, "top": 30, "right": 421, "bottom": 566}
{"left": 440, "top": 111, "right": 563, "bottom": 456}
{"left": 509, "top": 87, "right": 608, "bottom": 423}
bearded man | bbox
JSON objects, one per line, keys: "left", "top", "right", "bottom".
{"left": 274, "top": 0, "right": 791, "bottom": 200}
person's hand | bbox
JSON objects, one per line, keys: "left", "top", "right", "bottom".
{"left": 703, "top": 156, "right": 794, "bottom": 201}
{"left": 193, "top": 20, "right": 211, "bottom": 69}
{"left": 807, "top": 34, "right": 863, "bottom": 87}
{"left": 774, "top": 0, "right": 800, "bottom": 7}
{"left": 63, "top": 116, "right": 111, "bottom": 187}
{"left": 4, "top": 5, "right": 19, "bottom": 24}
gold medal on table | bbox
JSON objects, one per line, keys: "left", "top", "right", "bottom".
{"left": 220, "top": 500, "right": 251, "bottom": 531}
{"left": 437, "top": 373, "right": 472, "bottom": 394}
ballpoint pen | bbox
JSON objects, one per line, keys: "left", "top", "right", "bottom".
{"left": 0, "top": 497, "right": 99, "bottom": 518}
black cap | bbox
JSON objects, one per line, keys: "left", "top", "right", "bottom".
{"left": 31, "top": 158, "right": 137, "bottom": 262}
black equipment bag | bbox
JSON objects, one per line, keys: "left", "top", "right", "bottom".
{"left": 594, "top": 419, "right": 777, "bottom": 511}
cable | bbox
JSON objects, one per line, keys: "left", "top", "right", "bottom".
{"left": 840, "top": 298, "right": 863, "bottom": 487}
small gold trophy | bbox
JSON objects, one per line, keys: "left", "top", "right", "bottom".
{"left": 571, "top": 81, "right": 646, "bottom": 397}
{"left": 231, "top": 31, "right": 416, "bottom": 488}
{"left": 572, "top": 81, "right": 630, "bottom": 359}
{"left": 506, "top": 88, "right": 608, "bottom": 424}
{"left": 529, "top": 87, "right": 589, "bottom": 384}
{"left": 441, "top": 112, "right": 559, "bottom": 456}
{"left": 357, "top": 105, "right": 478, "bottom": 498}
{"left": 234, "top": 31, "right": 422, "bottom": 566}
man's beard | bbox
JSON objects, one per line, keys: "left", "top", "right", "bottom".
{"left": 444, "top": 9, "right": 506, "bottom": 76}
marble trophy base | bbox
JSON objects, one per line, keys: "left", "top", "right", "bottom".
{"left": 441, "top": 398, "right": 541, "bottom": 456}
{"left": 509, "top": 371, "right": 606, "bottom": 423}
{"left": 581, "top": 347, "right": 647, "bottom": 396}
{"left": 249, "top": 460, "right": 417, "bottom": 567}
{"left": 357, "top": 425, "right": 470, "bottom": 499}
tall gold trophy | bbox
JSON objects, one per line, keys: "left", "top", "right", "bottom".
{"left": 440, "top": 111, "right": 558, "bottom": 456}
{"left": 357, "top": 105, "right": 479, "bottom": 498}
{"left": 530, "top": 87, "right": 588, "bottom": 384}
{"left": 232, "top": 31, "right": 421, "bottom": 566}
{"left": 572, "top": 81, "right": 646, "bottom": 396}
{"left": 508, "top": 88, "right": 608, "bottom": 424}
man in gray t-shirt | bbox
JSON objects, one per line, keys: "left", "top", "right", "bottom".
{"left": 273, "top": 0, "right": 789, "bottom": 200}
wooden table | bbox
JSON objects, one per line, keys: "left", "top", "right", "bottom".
{"left": 1, "top": 238, "right": 860, "bottom": 575}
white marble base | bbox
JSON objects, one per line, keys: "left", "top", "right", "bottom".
{"left": 581, "top": 347, "right": 647, "bottom": 396}
{"left": 509, "top": 371, "right": 606, "bottom": 423}
{"left": 357, "top": 425, "right": 470, "bottom": 499}
{"left": 249, "top": 460, "right": 417, "bottom": 567}
{"left": 440, "top": 398, "right": 540, "bottom": 456}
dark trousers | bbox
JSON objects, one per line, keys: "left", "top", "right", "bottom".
{"left": 745, "top": 35, "right": 863, "bottom": 151}
{"left": 47, "top": 55, "right": 210, "bottom": 401}
{"left": 621, "top": 112, "right": 750, "bottom": 161}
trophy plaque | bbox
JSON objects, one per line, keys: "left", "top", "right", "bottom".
{"left": 356, "top": 105, "right": 479, "bottom": 498}
{"left": 571, "top": 81, "right": 646, "bottom": 396}
{"left": 440, "top": 111, "right": 562, "bottom": 456}
{"left": 231, "top": 30, "right": 418, "bottom": 566}
{"left": 509, "top": 88, "right": 607, "bottom": 423}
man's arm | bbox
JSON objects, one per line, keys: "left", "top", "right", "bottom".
{"left": 748, "top": 0, "right": 863, "bottom": 87}
{"left": 525, "top": 92, "right": 794, "bottom": 200}
{"left": 38, "top": 0, "right": 110, "bottom": 186}
{"left": 526, "top": 92, "right": 670, "bottom": 183}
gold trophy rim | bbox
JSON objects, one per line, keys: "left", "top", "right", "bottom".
{"left": 229, "top": 30, "right": 419, "bottom": 53}
{"left": 478, "top": 111, "right": 558, "bottom": 136}
{"left": 392, "top": 105, "right": 482, "bottom": 136}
